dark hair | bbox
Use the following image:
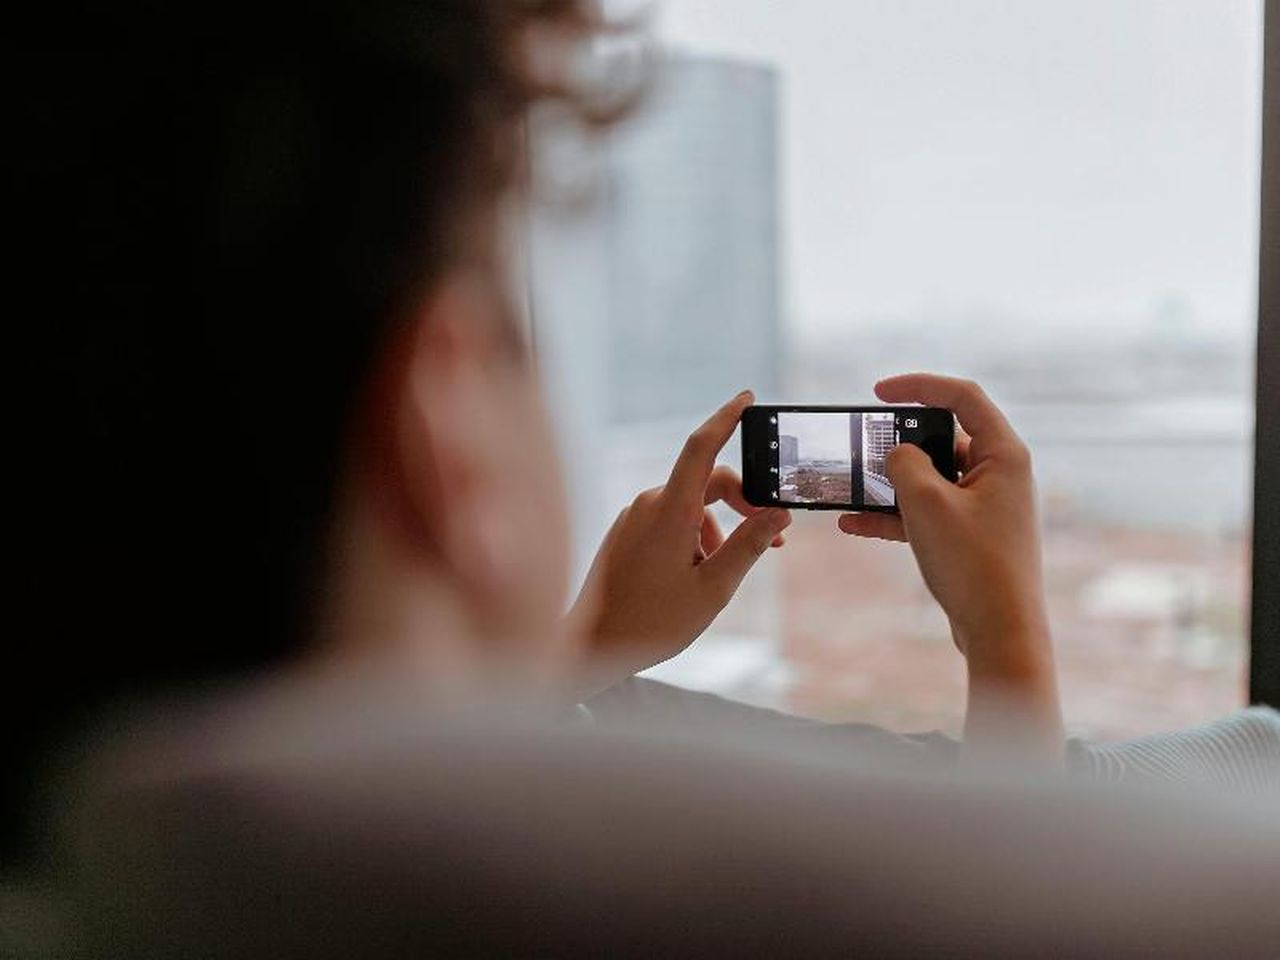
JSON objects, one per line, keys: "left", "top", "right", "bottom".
{"left": 8, "top": 0, "right": 593, "bottom": 861}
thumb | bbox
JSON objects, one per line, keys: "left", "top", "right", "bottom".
{"left": 700, "top": 507, "right": 791, "bottom": 600}
{"left": 887, "top": 443, "right": 951, "bottom": 514}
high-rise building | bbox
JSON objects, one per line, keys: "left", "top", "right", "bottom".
{"left": 778, "top": 434, "right": 799, "bottom": 471}
{"left": 527, "top": 52, "right": 784, "bottom": 688}
{"left": 863, "top": 416, "right": 895, "bottom": 482}
{"left": 603, "top": 54, "right": 780, "bottom": 423}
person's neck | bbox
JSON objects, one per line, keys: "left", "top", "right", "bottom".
{"left": 312, "top": 481, "right": 568, "bottom": 701}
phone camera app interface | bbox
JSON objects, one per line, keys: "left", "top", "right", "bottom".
{"left": 775, "top": 411, "right": 898, "bottom": 508}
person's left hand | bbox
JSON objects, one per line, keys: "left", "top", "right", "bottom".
{"left": 568, "top": 391, "right": 791, "bottom": 691}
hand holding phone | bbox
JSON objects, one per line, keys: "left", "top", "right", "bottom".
{"left": 840, "top": 373, "right": 1062, "bottom": 767}
{"left": 834, "top": 376, "right": 1042, "bottom": 646}
{"left": 741, "top": 404, "right": 957, "bottom": 512}
{"left": 569, "top": 391, "right": 791, "bottom": 695}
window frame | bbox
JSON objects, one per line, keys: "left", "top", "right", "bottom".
{"left": 1250, "top": 0, "right": 1280, "bottom": 706}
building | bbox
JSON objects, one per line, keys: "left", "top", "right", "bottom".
{"left": 863, "top": 416, "right": 895, "bottom": 482}
{"left": 603, "top": 54, "right": 781, "bottom": 423}
{"left": 527, "top": 51, "right": 787, "bottom": 700}
{"left": 779, "top": 434, "right": 799, "bottom": 471}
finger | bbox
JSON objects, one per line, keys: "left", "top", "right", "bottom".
{"left": 704, "top": 464, "right": 759, "bottom": 518}
{"left": 700, "top": 507, "right": 791, "bottom": 600}
{"left": 955, "top": 428, "right": 972, "bottom": 474}
{"left": 874, "top": 373, "right": 1014, "bottom": 444}
{"left": 886, "top": 442, "right": 952, "bottom": 507}
{"left": 667, "top": 390, "right": 754, "bottom": 508}
{"left": 837, "top": 512, "right": 907, "bottom": 542}
{"left": 699, "top": 509, "right": 725, "bottom": 556}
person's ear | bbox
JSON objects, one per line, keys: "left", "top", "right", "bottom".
{"left": 382, "top": 270, "right": 519, "bottom": 601}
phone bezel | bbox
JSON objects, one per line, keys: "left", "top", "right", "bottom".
{"left": 741, "top": 404, "right": 957, "bottom": 513}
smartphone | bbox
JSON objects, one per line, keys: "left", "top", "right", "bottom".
{"left": 741, "top": 405, "right": 957, "bottom": 512}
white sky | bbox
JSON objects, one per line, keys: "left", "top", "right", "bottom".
{"left": 779, "top": 411, "right": 852, "bottom": 460}
{"left": 655, "top": 0, "right": 1263, "bottom": 339}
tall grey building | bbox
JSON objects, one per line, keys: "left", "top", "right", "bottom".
{"left": 778, "top": 434, "right": 799, "bottom": 471}
{"left": 603, "top": 54, "right": 781, "bottom": 423}
{"left": 863, "top": 415, "right": 895, "bottom": 482}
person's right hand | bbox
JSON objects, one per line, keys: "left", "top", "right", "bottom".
{"left": 838, "top": 373, "right": 1061, "bottom": 765}
{"left": 567, "top": 391, "right": 791, "bottom": 696}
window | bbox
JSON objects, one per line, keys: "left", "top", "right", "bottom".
{"left": 530, "top": 0, "right": 1265, "bottom": 739}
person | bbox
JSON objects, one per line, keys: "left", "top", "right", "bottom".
{"left": 5, "top": 0, "right": 1058, "bottom": 849}
{"left": 7, "top": 2, "right": 1278, "bottom": 955}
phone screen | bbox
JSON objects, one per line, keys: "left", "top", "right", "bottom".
{"left": 741, "top": 405, "right": 956, "bottom": 512}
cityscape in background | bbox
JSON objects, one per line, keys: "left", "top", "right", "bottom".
{"left": 534, "top": 30, "right": 1259, "bottom": 740}
{"left": 774, "top": 325, "right": 1251, "bottom": 738}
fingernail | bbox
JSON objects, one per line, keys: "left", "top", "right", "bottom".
{"left": 767, "top": 508, "right": 791, "bottom": 532}
{"left": 735, "top": 389, "right": 754, "bottom": 404}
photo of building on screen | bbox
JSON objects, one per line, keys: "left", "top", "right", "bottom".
{"left": 778, "top": 412, "right": 854, "bottom": 504}
{"left": 860, "top": 412, "right": 896, "bottom": 507}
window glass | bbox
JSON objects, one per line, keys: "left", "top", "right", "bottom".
{"left": 531, "top": 0, "right": 1263, "bottom": 738}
